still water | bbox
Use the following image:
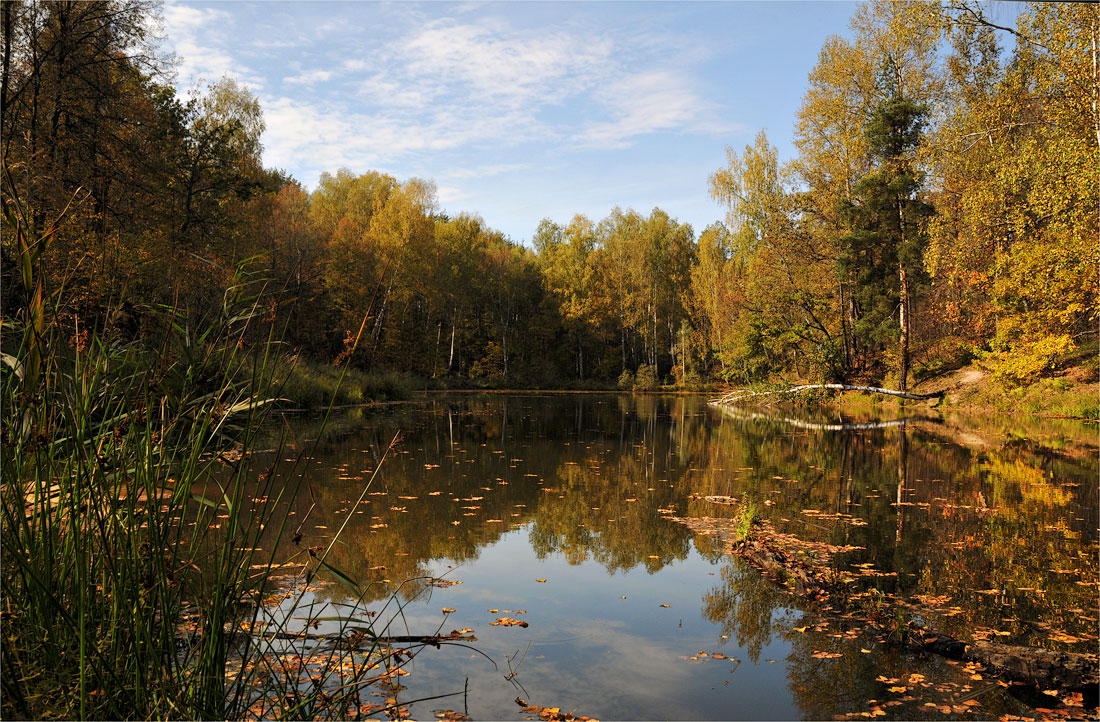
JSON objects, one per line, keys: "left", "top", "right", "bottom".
{"left": 243, "top": 393, "right": 1098, "bottom": 720}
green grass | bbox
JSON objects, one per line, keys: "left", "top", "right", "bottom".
{"left": 735, "top": 501, "right": 759, "bottom": 541}
{"left": 273, "top": 356, "right": 415, "bottom": 408}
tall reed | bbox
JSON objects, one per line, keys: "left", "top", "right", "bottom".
{"left": 2, "top": 250, "right": 269, "bottom": 717}
{"left": 2, "top": 183, "right": 471, "bottom": 720}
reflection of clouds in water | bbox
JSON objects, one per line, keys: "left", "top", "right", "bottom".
{"left": 522, "top": 619, "right": 705, "bottom": 715}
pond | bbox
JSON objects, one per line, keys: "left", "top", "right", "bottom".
{"left": 236, "top": 393, "right": 1098, "bottom": 720}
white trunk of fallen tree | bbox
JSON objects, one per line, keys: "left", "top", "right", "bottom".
{"left": 711, "top": 383, "right": 943, "bottom": 406}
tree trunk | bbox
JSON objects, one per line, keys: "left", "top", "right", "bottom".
{"left": 839, "top": 277, "right": 851, "bottom": 374}
{"left": 896, "top": 422, "right": 908, "bottom": 543}
{"left": 447, "top": 311, "right": 456, "bottom": 372}
{"left": 577, "top": 330, "right": 584, "bottom": 381}
{"left": 898, "top": 262, "right": 910, "bottom": 393}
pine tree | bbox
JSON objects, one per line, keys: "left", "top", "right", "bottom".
{"left": 838, "top": 63, "right": 934, "bottom": 391}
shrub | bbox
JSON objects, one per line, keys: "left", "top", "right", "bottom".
{"left": 634, "top": 364, "right": 658, "bottom": 390}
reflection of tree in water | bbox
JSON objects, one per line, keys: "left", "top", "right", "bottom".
{"left": 236, "top": 394, "right": 1097, "bottom": 646}
{"left": 700, "top": 558, "right": 798, "bottom": 663}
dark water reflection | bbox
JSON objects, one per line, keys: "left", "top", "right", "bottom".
{"left": 240, "top": 394, "right": 1097, "bottom": 720}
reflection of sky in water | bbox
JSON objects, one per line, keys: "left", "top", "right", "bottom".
{"left": 275, "top": 529, "right": 805, "bottom": 720}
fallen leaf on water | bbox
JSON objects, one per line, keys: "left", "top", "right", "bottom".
{"left": 812, "top": 651, "right": 843, "bottom": 659}
{"left": 491, "top": 617, "right": 529, "bottom": 628}
{"left": 536, "top": 579, "right": 547, "bottom": 583}
{"left": 793, "top": 626, "right": 808, "bottom": 633}
{"left": 442, "top": 607, "right": 455, "bottom": 614}
{"left": 888, "top": 686, "right": 907, "bottom": 693}
{"left": 659, "top": 604, "right": 670, "bottom": 608}
{"left": 860, "top": 648, "right": 872, "bottom": 654}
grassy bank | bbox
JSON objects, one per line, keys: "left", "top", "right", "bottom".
{"left": 272, "top": 357, "right": 723, "bottom": 410}
{"left": 273, "top": 356, "right": 416, "bottom": 408}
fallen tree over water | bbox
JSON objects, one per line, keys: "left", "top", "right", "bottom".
{"left": 712, "top": 384, "right": 945, "bottom": 406}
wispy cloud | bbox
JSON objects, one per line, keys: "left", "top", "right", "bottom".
{"left": 445, "top": 163, "right": 532, "bottom": 180}
{"left": 284, "top": 69, "right": 334, "bottom": 86}
{"left": 578, "top": 70, "right": 729, "bottom": 148}
{"left": 162, "top": 4, "right": 733, "bottom": 190}
{"left": 162, "top": 2, "right": 260, "bottom": 90}
{"left": 394, "top": 19, "right": 614, "bottom": 110}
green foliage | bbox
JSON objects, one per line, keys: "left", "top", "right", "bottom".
{"left": 634, "top": 364, "right": 659, "bottom": 390}
{"left": 617, "top": 369, "right": 635, "bottom": 390}
{"left": 735, "top": 502, "right": 759, "bottom": 541}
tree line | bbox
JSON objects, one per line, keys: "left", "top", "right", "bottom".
{"left": 3, "top": 0, "right": 1095, "bottom": 391}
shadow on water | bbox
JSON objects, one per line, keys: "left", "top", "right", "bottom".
{"left": 229, "top": 394, "right": 1097, "bottom": 719}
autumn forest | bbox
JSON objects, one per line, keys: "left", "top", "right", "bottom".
{"left": 2, "top": 2, "right": 1098, "bottom": 720}
{"left": 3, "top": 1, "right": 1096, "bottom": 394}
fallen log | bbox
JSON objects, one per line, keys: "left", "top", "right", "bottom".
{"left": 910, "top": 627, "right": 1098, "bottom": 704}
{"left": 261, "top": 628, "right": 477, "bottom": 647}
{"left": 712, "top": 383, "right": 944, "bottom": 405}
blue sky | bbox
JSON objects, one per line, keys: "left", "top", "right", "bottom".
{"left": 159, "top": 1, "right": 860, "bottom": 244}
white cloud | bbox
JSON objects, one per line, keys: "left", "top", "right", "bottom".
{"left": 445, "top": 163, "right": 531, "bottom": 180}
{"left": 435, "top": 185, "right": 471, "bottom": 204}
{"left": 162, "top": 4, "right": 732, "bottom": 193}
{"left": 395, "top": 19, "right": 615, "bottom": 110}
{"left": 259, "top": 95, "right": 536, "bottom": 184}
{"left": 161, "top": 2, "right": 260, "bottom": 90}
{"left": 578, "top": 70, "right": 723, "bottom": 148}
{"left": 284, "top": 69, "right": 334, "bottom": 86}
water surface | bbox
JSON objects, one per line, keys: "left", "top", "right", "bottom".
{"left": 242, "top": 394, "right": 1098, "bottom": 720}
